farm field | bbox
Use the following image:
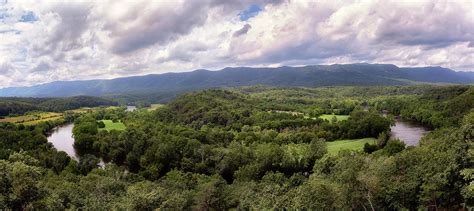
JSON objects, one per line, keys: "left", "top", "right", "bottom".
{"left": 0, "top": 106, "right": 123, "bottom": 126}
{"left": 148, "top": 104, "right": 164, "bottom": 111}
{"left": 319, "top": 114, "right": 350, "bottom": 122}
{"left": 69, "top": 106, "right": 121, "bottom": 113}
{"left": 0, "top": 112, "right": 63, "bottom": 125}
{"left": 98, "top": 120, "right": 126, "bottom": 131}
{"left": 68, "top": 107, "right": 96, "bottom": 114}
{"left": 326, "top": 138, "right": 376, "bottom": 154}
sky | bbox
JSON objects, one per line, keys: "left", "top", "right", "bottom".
{"left": 0, "top": 0, "right": 473, "bottom": 88}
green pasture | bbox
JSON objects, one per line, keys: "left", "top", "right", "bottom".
{"left": 98, "top": 120, "right": 126, "bottom": 131}
{"left": 319, "top": 114, "right": 350, "bottom": 122}
{"left": 326, "top": 138, "right": 376, "bottom": 154}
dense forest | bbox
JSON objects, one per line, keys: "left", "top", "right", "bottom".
{"left": 0, "top": 96, "right": 118, "bottom": 116}
{"left": 0, "top": 85, "right": 472, "bottom": 210}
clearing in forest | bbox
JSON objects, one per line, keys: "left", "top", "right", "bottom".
{"left": 326, "top": 138, "right": 376, "bottom": 154}
{"left": 319, "top": 114, "right": 350, "bottom": 122}
{"left": 98, "top": 120, "right": 126, "bottom": 131}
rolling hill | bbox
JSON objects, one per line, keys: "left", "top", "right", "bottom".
{"left": 0, "top": 63, "right": 472, "bottom": 98}
{"left": 0, "top": 96, "right": 118, "bottom": 116}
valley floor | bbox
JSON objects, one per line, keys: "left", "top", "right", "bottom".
{"left": 0, "top": 85, "right": 472, "bottom": 210}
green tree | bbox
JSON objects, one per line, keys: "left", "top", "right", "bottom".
{"left": 383, "top": 139, "right": 405, "bottom": 155}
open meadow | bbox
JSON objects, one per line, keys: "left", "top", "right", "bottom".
{"left": 319, "top": 114, "right": 350, "bottom": 122}
{"left": 98, "top": 120, "right": 126, "bottom": 131}
{"left": 326, "top": 138, "right": 376, "bottom": 154}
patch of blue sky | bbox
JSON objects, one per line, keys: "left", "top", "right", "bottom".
{"left": 19, "top": 11, "right": 38, "bottom": 22}
{"left": 0, "top": 8, "right": 7, "bottom": 21}
{"left": 238, "top": 4, "right": 262, "bottom": 21}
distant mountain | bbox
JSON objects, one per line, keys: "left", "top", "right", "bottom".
{"left": 457, "top": 71, "right": 474, "bottom": 81}
{"left": 0, "top": 63, "right": 472, "bottom": 98}
{"left": 398, "top": 66, "right": 474, "bottom": 84}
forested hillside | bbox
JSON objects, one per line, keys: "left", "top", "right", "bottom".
{"left": 0, "top": 96, "right": 118, "bottom": 116}
{"left": 0, "top": 64, "right": 472, "bottom": 98}
{"left": 0, "top": 85, "right": 472, "bottom": 210}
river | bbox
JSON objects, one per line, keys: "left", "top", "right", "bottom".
{"left": 47, "top": 123, "right": 106, "bottom": 166}
{"left": 47, "top": 106, "right": 136, "bottom": 163}
{"left": 47, "top": 123, "right": 78, "bottom": 160}
{"left": 390, "top": 119, "right": 430, "bottom": 146}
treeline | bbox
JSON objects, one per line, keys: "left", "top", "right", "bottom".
{"left": 0, "top": 96, "right": 118, "bottom": 116}
{"left": 370, "top": 86, "right": 474, "bottom": 128}
{"left": 0, "top": 101, "right": 39, "bottom": 117}
{"left": 239, "top": 85, "right": 473, "bottom": 129}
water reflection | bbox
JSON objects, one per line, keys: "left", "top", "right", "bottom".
{"left": 47, "top": 123, "right": 78, "bottom": 160}
{"left": 390, "top": 119, "right": 430, "bottom": 146}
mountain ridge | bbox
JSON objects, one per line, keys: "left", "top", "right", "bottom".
{"left": 1, "top": 63, "right": 472, "bottom": 97}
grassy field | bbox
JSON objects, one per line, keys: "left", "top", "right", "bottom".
{"left": 319, "top": 114, "right": 350, "bottom": 122}
{"left": 69, "top": 106, "right": 121, "bottom": 113}
{"left": 148, "top": 104, "right": 164, "bottom": 111}
{"left": 68, "top": 108, "right": 96, "bottom": 113}
{"left": 269, "top": 111, "right": 350, "bottom": 122}
{"left": 268, "top": 110, "right": 305, "bottom": 116}
{"left": 0, "top": 106, "right": 122, "bottom": 126}
{"left": 0, "top": 112, "right": 63, "bottom": 125}
{"left": 98, "top": 120, "right": 126, "bottom": 131}
{"left": 326, "top": 138, "right": 376, "bottom": 154}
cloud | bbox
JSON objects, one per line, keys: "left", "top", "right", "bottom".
{"left": 158, "top": 41, "right": 209, "bottom": 63}
{"left": 102, "top": 0, "right": 283, "bottom": 55}
{"left": 233, "top": 23, "right": 252, "bottom": 37}
{"left": 227, "top": 0, "right": 474, "bottom": 66}
{"left": 319, "top": 1, "right": 474, "bottom": 48}
{"left": 104, "top": 1, "right": 211, "bottom": 55}
{"left": 0, "top": 62, "right": 13, "bottom": 75}
{"left": 29, "top": 2, "right": 93, "bottom": 59}
{"left": 31, "top": 61, "right": 50, "bottom": 72}
{"left": 0, "top": 0, "right": 473, "bottom": 88}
